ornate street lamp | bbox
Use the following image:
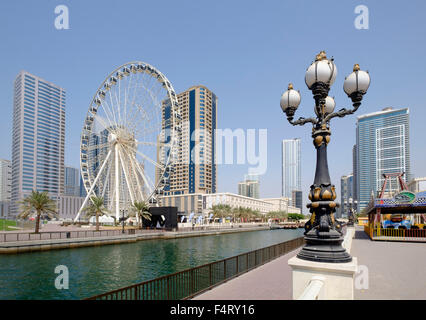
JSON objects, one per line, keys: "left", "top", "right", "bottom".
{"left": 280, "top": 51, "right": 370, "bottom": 263}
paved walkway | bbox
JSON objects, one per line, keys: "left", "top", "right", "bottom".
{"left": 193, "top": 247, "right": 300, "bottom": 300}
{"left": 193, "top": 226, "right": 426, "bottom": 300}
{"left": 351, "top": 227, "right": 426, "bottom": 300}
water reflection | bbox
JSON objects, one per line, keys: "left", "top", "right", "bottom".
{"left": 0, "top": 229, "right": 303, "bottom": 299}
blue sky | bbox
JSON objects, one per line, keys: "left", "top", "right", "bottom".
{"left": 1, "top": 0, "right": 426, "bottom": 209}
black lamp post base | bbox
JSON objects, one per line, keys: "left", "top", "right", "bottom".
{"left": 297, "top": 229, "right": 352, "bottom": 263}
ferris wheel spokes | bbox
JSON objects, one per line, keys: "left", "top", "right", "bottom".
{"left": 79, "top": 61, "right": 180, "bottom": 222}
{"left": 74, "top": 149, "right": 113, "bottom": 222}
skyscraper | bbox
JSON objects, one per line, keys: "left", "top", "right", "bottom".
{"left": 291, "top": 190, "right": 303, "bottom": 213}
{"left": 340, "top": 174, "right": 353, "bottom": 218}
{"left": 11, "top": 71, "right": 65, "bottom": 216}
{"left": 238, "top": 174, "right": 260, "bottom": 199}
{"left": 282, "top": 138, "right": 301, "bottom": 199}
{"left": 356, "top": 107, "right": 410, "bottom": 211}
{"left": 0, "top": 159, "right": 12, "bottom": 202}
{"left": 352, "top": 144, "right": 358, "bottom": 212}
{"left": 64, "top": 166, "right": 80, "bottom": 196}
{"left": 163, "top": 85, "right": 217, "bottom": 196}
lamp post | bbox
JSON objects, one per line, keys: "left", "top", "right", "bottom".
{"left": 280, "top": 51, "right": 370, "bottom": 263}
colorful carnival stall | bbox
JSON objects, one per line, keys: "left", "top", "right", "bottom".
{"left": 364, "top": 174, "right": 426, "bottom": 242}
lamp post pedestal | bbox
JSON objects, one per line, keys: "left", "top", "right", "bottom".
{"left": 288, "top": 255, "right": 358, "bottom": 300}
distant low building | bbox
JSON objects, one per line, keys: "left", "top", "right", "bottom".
{"left": 160, "top": 192, "right": 301, "bottom": 216}
{"left": 260, "top": 197, "right": 301, "bottom": 214}
{"left": 408, "top": 177, "right": 426, "bottom": 193}
{"left": 57, "top": 195, "right": 85, "bottom": 220}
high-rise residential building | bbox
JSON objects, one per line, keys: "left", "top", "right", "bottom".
{"left": 291, "top": 190, "right": 303, "bottom": 213}
{"left": 79, "top": 176, "right": 87, "bottom": 198}
{"left": 0, "top": 159, "right": 12, "bottom": 202}
{"left": 282, "top": 139, "right": 301, "bottom": 199}
{"left": 11, "top": 71, "right": 65, "bottom": 216}
{"left": 238, "top": 174, "right": 259, "bottom": 199}
{"left": 356, "top": 107, "right": 410, "bottom": 211}
{"left": 64, "top": 166, "right": 80, "bottom": 196}
{"left": 163, "top": 85, "right": 217, "bottom": 196}
{"left": 352, "top": 144, "right": 358, "bottom": 212}
{"left": 340, "top": 174, "right": 354, "bottom": 218}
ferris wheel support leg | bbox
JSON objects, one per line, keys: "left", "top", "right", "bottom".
{"left": 115, "top": 144, "right": 120, "bottom": 221}
{"left": 74, "top": 149, "right": 113, "bottom": 223}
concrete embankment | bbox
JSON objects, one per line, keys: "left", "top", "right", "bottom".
{"left": 0, "top": 226, "right": 270, "bottom": 254}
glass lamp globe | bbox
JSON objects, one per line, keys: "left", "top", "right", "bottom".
{"left": 305, "top": 51, "right": 338, "bottom": 89}
{"left": 315, "top": 96, "right": 336, "bottom": 116}
{"left": 280, "top": 83, "right": 301, "bottom": 112}
{"left": 343, "top": 64, "right": 371, "bottom": 95}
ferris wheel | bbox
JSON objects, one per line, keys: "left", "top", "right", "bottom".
{"left": 73, "top": 62, "right": 181, "bottom": 222}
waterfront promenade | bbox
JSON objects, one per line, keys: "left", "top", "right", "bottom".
{"left": 193, "top": 247, "right": 298, "bottom": 300}
{"left": 193, "top": 226, "right": 426, "bottom": 300}
{"left": 0, "top": 223, "right": 270, "bottom": 254}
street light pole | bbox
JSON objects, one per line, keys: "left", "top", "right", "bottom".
{"left": 280, "top": 51, "right": 370, "bottom": 263}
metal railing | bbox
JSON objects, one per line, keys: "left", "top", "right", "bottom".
{"left": 0, "top": 224, "right": 271, "bottom": 243}
{"left": 0, "top": 228, "right": 165, "bottom": 243}
{"left": 86, "top": 236, "right": 305, "bottom": 300}
{"left": 365, "top": 226, "right": 426, "bottom": 241}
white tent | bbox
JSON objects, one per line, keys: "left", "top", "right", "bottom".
{"left": 89, "top": 215, "right": 115, "bottom": 226}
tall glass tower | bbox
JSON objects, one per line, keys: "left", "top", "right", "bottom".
{"left": 356, "top": 107, "right": 410, "bottom": 211}
{"left": 64, "top": 166, "right": 80, "bottom": 196}
{"left": 11, "top": 71, "right": 66, "bottom": 216}
{"left": 281, "top": 138, "right": 301, "bottom": 199}
{"left": 340, "top": 174, "right": 353, "bottom": 218}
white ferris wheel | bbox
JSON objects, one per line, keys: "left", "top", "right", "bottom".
{"left": 74, "top": 62, "right": 181, "bottom": 222}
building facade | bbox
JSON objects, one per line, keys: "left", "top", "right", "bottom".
{"left": 160, "top": 193, "right": 301, "bottom": 216}
{"left": 356, "top": 107, "right": 411, "bottom": 211}
{"left": 0, "top": 159, "right": 12, "bottom": 202}
{"left": 238, "top": 174, "right": 259, "bottom": 199}
{"left": 11, "top": 71, "right": 66, "bottom": 216}
{"left": 340, "top": 174, "right": 354, "bottom": 218}
{"left": 57, "top": 195, "right": 85, "bottom": 220}
{"left": 64, "top": 166, "right": 80, "bottom": 196}
{"left": 261, "top": 197, "right": 301, "bottom": 214}
{"left": 282, "top": 139, "right": 301, "bottom": 199}
{"left": 291, "top": 190, "right": 303, "bottom": 213}
{"left": 163, "top": 85, "right": 217, "bottom": 196}
{"left": 352, "top": 144, "right": 358, "bottom": 212}
{"left": 408, "top": 177, "right": 426, "bottom": 193}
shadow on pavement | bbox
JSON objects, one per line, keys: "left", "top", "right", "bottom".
{"left": 354, "top": 229, "right": 370, "bottom": 240}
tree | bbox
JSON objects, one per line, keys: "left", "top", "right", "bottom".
{"left": 288, "top": 213, "right": 305, "bottom": 221}
{"left": 211, "top": 204, "right": 231, "bottom": 220}
{"left": 18, "top": 190, "right": 58, "bottom": 234}
{"left": 130, "top": 201, "right": 152, "bottom": 229}
{"left": 266, "top": 211, "right": 288, "bottom": 221}
{"left": 83, "top": 196, "right": 109, "bottom": 231}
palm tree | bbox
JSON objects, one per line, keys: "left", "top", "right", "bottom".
{"left": 130, "top": 201, "right": 151, "bottom": 229}
{"left": 83, "top": 196, "right": 108, "bottom": 231}
{"left": 18, "top": 190, "right": 58, "bottom": 234}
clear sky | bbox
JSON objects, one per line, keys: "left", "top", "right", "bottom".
{"left": 1, "top": 0, "right": 426, "bottom": 210}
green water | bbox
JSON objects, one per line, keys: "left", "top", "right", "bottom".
{"left": 0, "top": 229, "right": 303, "bottom": 300}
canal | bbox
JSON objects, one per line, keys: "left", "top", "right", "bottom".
{"left": 0, "top": 228, "right": 303, "bottom": 299}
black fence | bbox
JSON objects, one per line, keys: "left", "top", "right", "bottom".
{"left": 87, "top": 236, "right": 305, "bottom": 300}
